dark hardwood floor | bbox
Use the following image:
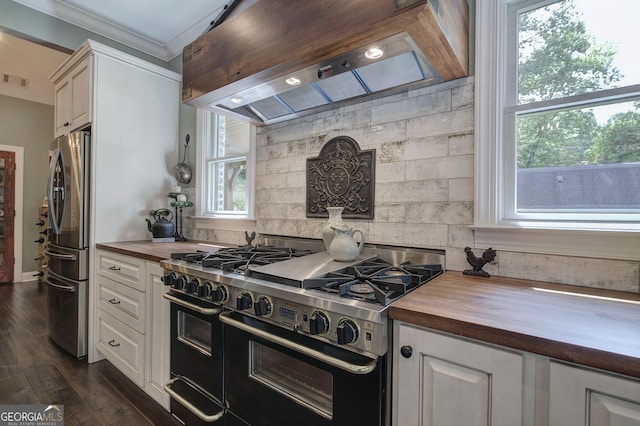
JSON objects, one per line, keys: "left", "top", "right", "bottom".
{"left": 0, "top": 280, "right": 181, "bottom": 425}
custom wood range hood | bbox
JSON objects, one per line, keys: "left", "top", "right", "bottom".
{"left": 182, "top": 0, "right": 469, "bottom": 125}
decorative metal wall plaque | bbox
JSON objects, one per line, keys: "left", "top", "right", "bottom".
{"left": 306, "top": 136, "right": 375, "bottom": 219}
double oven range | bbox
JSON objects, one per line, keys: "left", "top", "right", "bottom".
{"left": 161, "top": 235, "right": 444, "bottom": 426}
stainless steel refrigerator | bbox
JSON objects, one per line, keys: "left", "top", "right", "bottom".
{"left": 45, "top": 128, "right": 91, "bottom": 358}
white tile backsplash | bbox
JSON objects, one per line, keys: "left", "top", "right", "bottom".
{"left": 188, "top": 76, "right": 640, "bottom": 293}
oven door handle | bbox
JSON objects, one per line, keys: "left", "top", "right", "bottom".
{"left": 219, "top": 312, "right": 378, "bottom": 375}
{"left": 163, "top": 292, "right": 222, "bottom": 315}
{"left": 164, "top": 377, "right": 225, "bottom": 422}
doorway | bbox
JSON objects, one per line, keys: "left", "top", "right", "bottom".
{"left": 0, "top": 146, "right": 24, "bottom": 283}
{"left": 0, "top": 150, "right": 15, "bottom": 282}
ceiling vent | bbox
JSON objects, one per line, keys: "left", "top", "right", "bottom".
{"left": 2, "top": 73, "right": 30, "bottom": 89}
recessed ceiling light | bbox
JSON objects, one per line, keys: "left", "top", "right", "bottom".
{"left": 230, "top": 97, "right": 244, "bottom": 104}
{"left": 365, "top": 48, "right": 384, "bottom": 59}
{"left": 285, "top": 77, "right": 301, "bottom": 86}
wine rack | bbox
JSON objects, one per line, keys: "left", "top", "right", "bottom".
{"left": 34, "top": 205, "right": 48, "bottom": 281}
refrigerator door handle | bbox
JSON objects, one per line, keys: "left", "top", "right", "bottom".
{"left": 44, "top": 249, "right": 77, "bottom": 261}
{"left": 44, "top": 276, "right": 76, "bottom": 292}
{"left": 47, "top": 147, "right": 64, "bottom": 236}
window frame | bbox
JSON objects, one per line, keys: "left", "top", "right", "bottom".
{"left": 193, "top": 109, "right": 256, "bottom": 229}
{"left": 474, "top": 0, "right": 640, "bottom": 261}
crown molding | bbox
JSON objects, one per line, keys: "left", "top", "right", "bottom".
{"left": 12, "top": 0, "right": 220, "bottom": 61}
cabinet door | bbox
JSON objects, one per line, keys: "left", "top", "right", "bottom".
{"left": 53, "top": 56, "right": 92, "bottom": 137}
{"left": 69, "top": 57, "right": 92, "bottom": 131}
{"left": 96, "top": 309, "right": 145, "bottom": 387}
{"left": 53, "top": 78, "right": 71, "bottom": 137}
{"left": 145, "top": 262, "right": 170, "bottom": 410}
{"left": 549, "top": 362, "right": 640, "bottom": 426}
{"left": 393, "top": 322, "right": 523, "bottom": 426}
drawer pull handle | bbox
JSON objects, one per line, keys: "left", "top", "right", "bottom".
{"left": 108, "top": 266, "right": 121, "bottom": 271}
{"left": 108, "top": 339, "right": 120, "bottom": 348}
{"left": 108, "top": 298, "right": 121, "bottom": 305}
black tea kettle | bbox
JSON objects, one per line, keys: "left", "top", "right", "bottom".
{"left": 146, "top": 208, "right": 175, "bottom": 238}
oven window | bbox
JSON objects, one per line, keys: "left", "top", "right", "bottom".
{"left": 250, "top": 341, "right": 333, "bottom": 419}
{"left": 177, "top": 311, "right": 212, "bottom": 356}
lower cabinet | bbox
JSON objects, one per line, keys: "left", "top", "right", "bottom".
{"left": 393, "top": 321, "right": 640, "bottom": 426}
{"left": 549, "top": 362, "right": 640, "bottom": 426}
{"left": 144, "top": 261, "right": 170, "bottom": 409}
{"left": 393, "top": 321, "right": 524, "bottom": 426}
{"left": 95, "top": 250, "right": 170, "bottom": 410}
{"left": 96, "top": 309, "right": 145, "bottom": 387}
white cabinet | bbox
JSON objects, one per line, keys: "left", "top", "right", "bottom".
{"left": 393, "top": 321, "right": 640, "bottom": 426}
{"left": 145, "top": 261, "right": 170, "bottom": 409}
{"left": 549, "top": 362, "right": 640, "bottom": 426}
{"left": 52, "top": 55, "right": 92, "bottom": 137}
{"left": 97, "top": 275, "right": 146, "bottom": 333}
{"left": 393, "top": 321, "right": 524, "bottom": 426}
{"left": 97, "top": 250, "right": 146, "bottom": 291}
{"left": 96, "top": 308, "right": 146, "bottom": 386}
{"left": 49, "top": 39, "right": 180, "bottom": 368}
{"left": 95, "top": 249, "right": 171, "bottom": 410}
{"left": 96, "top": 251, "right": 146, "bottom": 386}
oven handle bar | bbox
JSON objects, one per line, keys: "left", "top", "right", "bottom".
{"left": 163, "top": 292, "right": 222, "bottom": 315}
{"left": 219, "top": 312, "right": 378, "bottom": 375}
{"left": 164, "top": 377, "right": 225, "bottom": 422}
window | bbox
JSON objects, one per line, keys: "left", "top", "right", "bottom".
{"left": 196, "top": 110, "right": 255, "bottom": 220}
{"left": 475, "top": 0, "right": 640, "bottom": 260}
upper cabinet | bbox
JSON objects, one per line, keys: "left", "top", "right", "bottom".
{"left": 49, "top": 39, "right": 182, "bottom": 245}
{"left": 52, "top": 56, "right": 92, "bottom": 137}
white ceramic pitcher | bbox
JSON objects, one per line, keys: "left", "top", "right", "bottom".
{"left": 329, "top": 226, "right": 365, "bottom": 262}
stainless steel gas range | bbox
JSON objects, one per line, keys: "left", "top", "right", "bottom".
{"left": 161, "top": 234, "right": 444, "bottom": 426}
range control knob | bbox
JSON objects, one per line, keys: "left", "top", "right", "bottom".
{"left": 198, "top": 281, "right": 213, "bottom": 297}
{"left": 173, "top": 275, "right": 187, "bottom": 290}
{"left": 336, "top": 319, "right": 359, "bottom": 345}
{"left": 163, "top": 272, "right": 176, "bottom": 287}
{"left": 309, "top": 311, "right": 330, "bottom": 335}
{"left": 186, "top": 278, "right": 200, "bottom": 294}
{"left": 212, "top": 286, "right": 228, "bottom": 303}
{"left": 236, "top": 292, "right": 253, "bottom": 311}
{"left": 254, "top": 296, "right": 272, "bottom": 317}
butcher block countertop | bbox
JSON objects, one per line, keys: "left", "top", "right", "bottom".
{"left": 389, "top": 271, "right": 640, "bottom": 379}
{"left": 95, "top": 240, "right": 232, "bottom": 263}
{"left": 96, "top": 241, "right": 640, "bottom": 380}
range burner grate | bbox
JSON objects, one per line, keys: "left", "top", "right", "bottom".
{"left": 171, "top": 246, "right": 318, "bottom": 272}
{"left": 303, "top": 258, "right": 443, "bottom": 306}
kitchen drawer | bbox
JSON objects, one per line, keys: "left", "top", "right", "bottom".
{"left": 97, "top": 275, "right": 146, "bottom": 334}
{"left": 97, "top": 310, "right": 145, "bottom": 387}
{"left": 97, "top": 250, "right": 145, "bottom": 291}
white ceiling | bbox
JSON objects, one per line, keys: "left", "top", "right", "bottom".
{"left": 11, "top": 0, "right": 232, "bottom": 60}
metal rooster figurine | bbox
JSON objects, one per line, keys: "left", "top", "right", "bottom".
{"left": 245, "top": 230, "right": 257, "bottom": 246}
{"left": 463, "top": 247, "right": 497, "bottom": 277}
